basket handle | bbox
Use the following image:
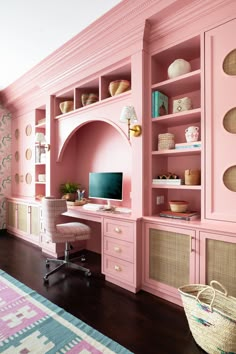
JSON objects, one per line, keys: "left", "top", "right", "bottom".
{"left": 196, "top": 286, "right": 216, "bottom": 312}
{"left": 210, "top": 280, "right": 228, "bottom": 296}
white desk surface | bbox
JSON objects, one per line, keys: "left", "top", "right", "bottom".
{"left": 64, "top": 205, "right": 138, "bottom": 222}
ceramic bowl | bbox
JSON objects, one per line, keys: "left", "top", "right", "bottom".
{"left": 59, "top": 101, "right": 74, "bottom": 114}
{"left": 81, "top": 93, "right": 98, "bottom": 106}
{"left": 108, "top": 80, "right": 130, "bottom": 96}
{"left": 169, "top": 200, "right": 188, "bottom": 213}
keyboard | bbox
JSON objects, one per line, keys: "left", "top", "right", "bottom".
{"left": 82, "top": 203, "right": 103, "bottom": 211}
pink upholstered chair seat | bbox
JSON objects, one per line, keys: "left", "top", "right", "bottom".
{"left": 56, "top": 222, "right": 90, "bottom": 242}
{"left": 42, "top": 197, "right": 92, "bottom": 282}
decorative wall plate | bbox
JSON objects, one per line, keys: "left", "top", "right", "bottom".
{"left": 15, "top": 173, "right": 19, "bottom": 184}
{"left": 15, "top": 129, "right": 19, "bottom": 140}
{"left": 25, "top": 124, "right": 32, "bottom": 136}
{"left": 15, "top": 151, "right": 19, "bottom": 162}
{"left": 25, "top": 173, "right": 32, "bottom": 185}
{"left": 25, "top": 148, "right": 32, "bottom": 160}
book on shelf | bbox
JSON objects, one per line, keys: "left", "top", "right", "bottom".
{"left": 152, "top": 179, "right": 183, "bottom": 185}
{"left": 159, "top": 210, "right": 200, "bottom": 221}
{"left": 175, "top": 141, "right": 201, "bottom": 149}
{"left": 152, "top": 91, "right": 168, "bottom": 118}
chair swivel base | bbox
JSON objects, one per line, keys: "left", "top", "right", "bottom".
{"left": 43, "top": 257, "right": 92, "bottom": 283}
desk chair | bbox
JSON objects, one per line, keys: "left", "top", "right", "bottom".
{"left": 42, "top": 197, "right": 91, "bottom": 283}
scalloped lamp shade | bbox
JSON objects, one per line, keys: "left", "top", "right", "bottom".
{"left": 120, "top": 106, "right": 138, "bottom": 123}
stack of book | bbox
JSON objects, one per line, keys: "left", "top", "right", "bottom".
{"left": 159, "top": 210, "right": 200, "bottom": 221}
{"left": 152, "top": 179, "right": 183, "bottom": 185}
{"left": 175, "top": 141, "right": 201, "bottom": 149}
{"left": 152, "top": 90, "right": 168, "bottom": 117}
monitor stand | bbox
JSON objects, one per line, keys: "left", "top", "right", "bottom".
{"left": 102, "top": 200, "right": 115, "bottom": 211}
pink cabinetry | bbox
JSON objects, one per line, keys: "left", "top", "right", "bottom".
{"left": 102, "top": 217, "right": 141, "bottom": 293}
{"left": 199, "top": 231, "right": 236, "bottom": 297}
{"left": 205, "top": 19, "right": 236, "bottom": 223}
{"left": 6, "top": 198, "right": 40, "bottom": 246}
{"left": 142, "top": 222, "right": 197, "bottom": 305}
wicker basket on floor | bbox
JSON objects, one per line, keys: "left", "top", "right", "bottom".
{"left": 178, "top": 280, "right": 236, "bottom": 354}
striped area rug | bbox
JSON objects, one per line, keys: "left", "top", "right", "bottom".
{"left": 0, "top": 270, "right": 132, "bottom": 353}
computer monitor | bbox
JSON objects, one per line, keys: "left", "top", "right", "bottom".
{"left": 88, "top": 172, "right": 123, "bottom": 208}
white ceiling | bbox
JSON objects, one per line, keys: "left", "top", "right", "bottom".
{"left": 0, "top": 0, "right": 122, "bottom": 90}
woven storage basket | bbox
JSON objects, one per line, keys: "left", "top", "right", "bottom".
{"left": 158, "top": 133, "right": 175, "bottom": 150}
{"left": 178, "top": 280, "right": 236, "bottom": 354}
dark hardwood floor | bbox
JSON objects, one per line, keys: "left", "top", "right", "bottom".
{"left": 0, "top": 232, "right": 206, "bottom": 354}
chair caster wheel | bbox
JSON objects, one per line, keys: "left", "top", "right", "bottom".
{"left": 43, "top": 276, "right": 49, "bottom": 283}
{"left": 81, "top": 255, "right": 86, "bottom": 262}
{"left": 85, "top": 271, "right": 91, "bottom": 277}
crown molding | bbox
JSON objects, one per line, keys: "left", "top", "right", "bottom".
{"left": 148, "top": 0, "right": 236, "bottom": 49}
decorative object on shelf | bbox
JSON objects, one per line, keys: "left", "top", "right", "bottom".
{"left": 185, "top": 126, "right": 199, "bottom": 142}
{"left": 169, "top": 200, "right": 189, "bottom": 213}
{"left": 173, "top": 97, "right": 192, "bottom": 113}
{"left": 38, "top": 174, "right": 46, "bottom": 182}
{"left": 59, "top": 100, "right": 74, "bottom": 114}
{"left": 35, "top": 132, "right": 50, "bottom": 163}
{"left": 81, "top": 93, "right": 98, "bottom": 106}
{"left": 109, "top": 79, "right": 130, "bottom": 96}
{"left": 60, "top": 182, "right": 81, "bottom": 201}
{"left": 184, "top": 169, "right": 201, "bottom": 185}
{"left": 167, "top": 59, "right": 191, "bottom": 79}
{"left": 120, "top": 105, "right": 142, "bottom": 140}
{"left": 158, "top": 133, "right": 175, "bottom": 150}
{"left": 37, "top": 117, "right": 46, "bottom": 125}
{"left": 152, "top": 91, "right": 168, "bottom": 117}
{"left": 157, "top": 172, "right": 179, "bottom": 179}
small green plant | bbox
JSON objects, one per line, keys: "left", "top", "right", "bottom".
{"left": 60, "top": 182, "right": 80, "bottom": 194}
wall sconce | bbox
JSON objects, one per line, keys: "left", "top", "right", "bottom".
{"left": 120, "top": 106, "right": 142, "bottom": 140}
{"left": 35, "top": 132, "right": 50, "bottom": 163}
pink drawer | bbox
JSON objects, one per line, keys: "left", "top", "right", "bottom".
{"left": 103, "top": 255, "right": 134, "bottom": 283}
{"left": 104, "top": 237, "right": 134, "bottom": 262}
{"left": 103, "top": 218, "right": 134, "bottom": 242}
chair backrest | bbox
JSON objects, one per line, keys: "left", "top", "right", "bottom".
{"left": 42, "top": 198, "right": 68, "bottom": 240}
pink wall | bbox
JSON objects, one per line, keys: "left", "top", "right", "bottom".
{"left": 54, "top": 121, "right": 131, "bottom": 207}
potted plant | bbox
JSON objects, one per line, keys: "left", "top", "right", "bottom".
{"left": 60, "top": 182, "right": 80, "bottom": 201}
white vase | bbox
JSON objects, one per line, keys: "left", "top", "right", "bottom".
{"left": 185, "top": 126, "right": 199, "bottom": 142}
{"left": 168, "top": 59, "right": 191, "bottom": 79}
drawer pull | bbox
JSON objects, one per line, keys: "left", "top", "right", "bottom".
{"left": 114, "top": 246, "right": 121, "bottom": 252}
{"left": 114, "top": 227, "right": 121, "bottom": 233}
{"left": 114, "top": 265, "right": 121, "bottom": 271}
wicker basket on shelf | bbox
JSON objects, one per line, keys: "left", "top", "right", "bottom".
{"left": 158, "top": 133, "right": 175, "bottom": 150}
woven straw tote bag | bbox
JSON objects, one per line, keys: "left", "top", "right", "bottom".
{"left": 178, "top": 280, "right": 236, "bottom": 354}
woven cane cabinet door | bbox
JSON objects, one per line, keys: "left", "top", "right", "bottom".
{"left": 205, "top": 19, "right": 236, "bottom": 222}
{"left": 199, "top": 231, "right": 236, "bottom": 297}
{"left": 143, "top": 222, "right": 196, "bottom": 305}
